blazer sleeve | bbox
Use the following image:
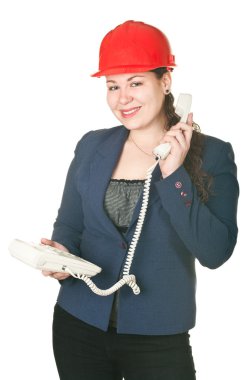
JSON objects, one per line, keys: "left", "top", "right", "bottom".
{"left": 155, "top": 141, "right": 239, "bottom": 269}
{"left": 51, "top": 133, "right": 92, "bottom": 255}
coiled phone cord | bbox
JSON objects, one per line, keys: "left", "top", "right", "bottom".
{"left": 65, "top": 159, "right": 160, "bottom": 296}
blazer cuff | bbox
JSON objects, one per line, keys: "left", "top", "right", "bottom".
{"left": 155, "top": 165, "right": 194, "bottom": 212}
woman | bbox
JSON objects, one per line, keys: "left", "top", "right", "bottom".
{"left": 42, "top": 20, "right": 239, "bottom": 379}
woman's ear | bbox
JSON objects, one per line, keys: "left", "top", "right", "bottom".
{"left": 161, "top": 72, "right": 172, "bottom": 94}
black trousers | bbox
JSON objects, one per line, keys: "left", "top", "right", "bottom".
{"left": 53, "top": 304, "right": 196, "bottom": 380}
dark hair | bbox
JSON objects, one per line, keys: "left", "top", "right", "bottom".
{"left": 151, "top": 67, "right": 212, "bottom": 202}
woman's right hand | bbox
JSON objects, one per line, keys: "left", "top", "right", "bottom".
{"left": 41, "top": 238, "right": 71, "bottom": 280}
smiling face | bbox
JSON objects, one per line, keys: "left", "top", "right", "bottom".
{"left": 106, "top": 71, "right": 171, "bottom": 132}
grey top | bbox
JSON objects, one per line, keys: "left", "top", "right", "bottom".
{"left": 104, "top": 178, "right": 145, "bottom": 327}
{"left": 104, "top": 179, "right": 145, "bottom": 233}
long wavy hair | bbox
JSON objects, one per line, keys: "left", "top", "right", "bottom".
{"left": 151, "top": 67, "right": 212, "bottom": 202}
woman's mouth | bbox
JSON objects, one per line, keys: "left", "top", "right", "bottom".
{"left": 120, "top": 107, "right": 141, "bottom": 118}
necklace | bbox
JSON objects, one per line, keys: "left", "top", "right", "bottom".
{"left": 129, "top": 131, "right": 166, "bottom": 158}
{"left": 129, "top": 135, "right": 155, "bottom": 157}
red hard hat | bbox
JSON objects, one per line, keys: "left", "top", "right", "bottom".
{"left": 91, "top": 20, "right": 176, "bottom": 77}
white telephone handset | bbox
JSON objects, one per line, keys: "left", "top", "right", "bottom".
{"left": 153, "top": 93, "right": 192, "bottom": 160}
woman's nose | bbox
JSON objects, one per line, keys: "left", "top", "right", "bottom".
{"left": 119, "top": 89, "right": 133, "bottom": 105}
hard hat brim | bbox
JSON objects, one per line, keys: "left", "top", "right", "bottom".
{"left": 91, "top": 64, "right": 176, "bottom": 78}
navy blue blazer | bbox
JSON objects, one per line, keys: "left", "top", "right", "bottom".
{"left": 52, "top": 125, "right": 239, "bottom": 335}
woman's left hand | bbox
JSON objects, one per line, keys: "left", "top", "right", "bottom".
{"left": 41, "top": 238, "right": 71, "bottom": 280}
{"left": 159, "top": 113, "right": 193, "bottom": 178}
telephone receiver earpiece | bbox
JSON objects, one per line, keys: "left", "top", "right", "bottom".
{"left": 153, "top": 93, "right": 192, "bottom": 160}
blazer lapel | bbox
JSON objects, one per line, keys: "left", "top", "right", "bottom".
{"left": 88, "top": 127, "right": 129, "bottom": 238}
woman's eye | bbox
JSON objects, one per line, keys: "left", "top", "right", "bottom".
{"left": 108, "top": 85, "right": 119, "bottom": 91}
{"left": 131, "top": 82, "right": 142, "bottom": 87}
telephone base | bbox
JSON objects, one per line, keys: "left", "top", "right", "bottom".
{"left": 9, "top": 239, "right": 102, "bottom": 277}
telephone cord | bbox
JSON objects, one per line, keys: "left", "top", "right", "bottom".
{"left": 66, "top": 159, "right": 159, "bottom": 296}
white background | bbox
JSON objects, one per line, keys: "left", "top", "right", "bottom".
{"left": 1, "top": 0, "right": 251, "bottom": 379}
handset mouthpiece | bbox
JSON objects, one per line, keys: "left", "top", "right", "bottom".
{"left": 153, "top": 143, "right": 171, "bottom": 160}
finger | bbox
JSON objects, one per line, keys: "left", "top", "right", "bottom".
{"left": 173, "top": 130, "right": 187, "bottom": 149}
{"left": 42, "top": 270, "right": 54, "bottom": 276}
{"left": 169, "top": 123, "right": 193, "bottom": 132}
{"left": 162, "top": 129, "right": 191, "bottom": 153}
{"left": 40, "top": 238, "right": 68, "bottom": 253}
{"left": 169, "top": 120, "right": 193, "bottom": 145}
{"left": 163, "top": 130, "right": 186, "bottom": 147}
{"left": 42, "top": 270, "right": 70, "bottom": 280}
{"left": 183, "top": 122, "right": 193, "bottom": 145}
{"left": 51, "top": 273, "right": 71, "bottom": 280}
{"left": 41, "top": 238, "right": 53, "bottom": 246}
{"left": 169, "top": 112, "right": 193, "bottom": 131}
{"left": 161, "top": 135, "right": 181, "bottom": 151}
{"left": 187, "top": 112, "right": 193, "bottom": 126}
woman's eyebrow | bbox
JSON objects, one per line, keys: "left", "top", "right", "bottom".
{"left": 127, "top": 75, "right": 145, "bottom": 81}
{"left": 106, "top": 75, "right": 145, "bottom": 84}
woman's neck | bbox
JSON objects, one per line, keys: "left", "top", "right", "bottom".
{"left": 128, "top": 125, "right": 166, "bottom": 147}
